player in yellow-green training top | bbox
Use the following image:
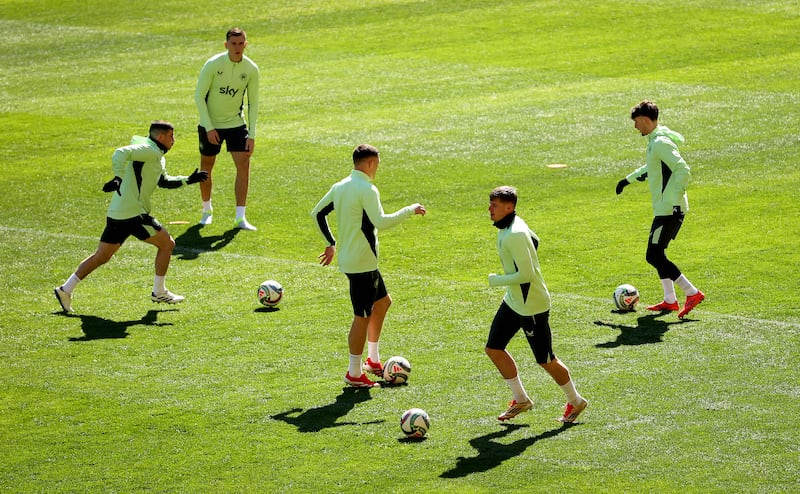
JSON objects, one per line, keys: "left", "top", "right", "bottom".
{"left": 312, "top": 144, "right": 426, "bottom": 388}
{"left": 486, "top": 186, "right": 587, "bottom": 423}
{"left": 616, "top": 100, "right": 705, "bottom": 319}
{"left": 54, "top": 121, "right": 208, "bottom": 313}
{"left": 195, "top": 27, "right": 260, "bottom": 231}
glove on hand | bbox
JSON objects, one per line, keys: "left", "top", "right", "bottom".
{"left": 186, "top": 168, "right": 209, "bottom": 185}
{"left": 102, "top": 176, "right": 122, "bottom": 195}
{"left": 615, "top": 179, "right": 629, "bottom": 195}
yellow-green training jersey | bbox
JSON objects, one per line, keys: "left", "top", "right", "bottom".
{"left": 107, "top": 136, "right": 188, "bottom": 220}
{"left": 195, "top": 52, "right": 259, "bottom": 136}
{"left": 489, "top": 213, "right": 551, "bottom": 316}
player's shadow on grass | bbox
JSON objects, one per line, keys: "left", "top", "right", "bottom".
{"left": 271, "top": 387, "right": 384, "bottom": 432}
{"left": 440, "top": 423, "right": 573, "bottom": 478}
{"left": 594, "top": 313, "right": 686, "bottom": 348}
{"left": 63, "top": 309, "right": 176, "bottom": 341}
{"left": 173, "top": 224, "right": 240, "bottom": 260}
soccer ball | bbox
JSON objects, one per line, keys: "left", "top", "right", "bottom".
{"left": 383, "top": 356, "right": 411, "bottom": 384}
{"left": 613, "top": 284, "right": 639, "bottom": 311}
{"left": 257, "top": 280, "right": 284, "bottom": 307}
{"left": 400, "top": 408, "right": 430, "bottom": 438}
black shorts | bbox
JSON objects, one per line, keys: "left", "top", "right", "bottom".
{"left": 100, "top": 215, "right": 162, "bottom": 245}
{"left": 649, "top": 213, "right": 684, "bottom": 249}
{"left": 486, "top": 302, "right": 556, "bottom": 364}
{"left": 345, "top": 270, "right": 388, "bottom": 318}
{"left": 198, "top": 125, "right": 249, "bottom": 156}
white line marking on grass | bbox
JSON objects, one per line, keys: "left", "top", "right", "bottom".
{"left": 5, "top": 225, "right": 799, "bottom": 330}
{"left": 0, "top": 224, "right": 293, "bottom": 263}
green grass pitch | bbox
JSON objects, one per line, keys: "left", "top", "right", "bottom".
{"left": 1, "top": 0, "right": 798, "bottom": 492}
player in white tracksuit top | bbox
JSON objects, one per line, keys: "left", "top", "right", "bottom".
{"left": 486, "top": 186, "right": 587, "bottom": 423}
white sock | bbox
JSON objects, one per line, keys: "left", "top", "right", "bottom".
{"left": 202, "top": 200, "right": 212, "bottom": 213}
{"left": 348, "top": 354, "right": 363, "bottom": 377}
{"left": 560, "top": 379, "right": 583, "bottom": 406}
{"left": 367, "top": 341, "right": 380, "bottom": 362}
{"left": 62, "top": 273, "right": 81, "bottom": 294}
{"left": 661, "top": 278, "right": 677, "bottom": 303}
{"left": 505, "top": 376, "right": 530, "bottom": 403}
{"left": 154, "top": 275, "right": 166, "bottom": 294}
{"left": 235, "top": 206, "right": 246, "bottom": 221}
{"left": 675, "top": 274, "right": 698, "bottom": 296}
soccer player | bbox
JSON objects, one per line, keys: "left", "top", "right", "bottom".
{"left": 53, "top": 121, "right": 208, "bottom": 313}
{"left": 311, "top": 144, "right": 426, "bottom": 388}
{"left": 616, "top": 100, "right": 705, "bottom": 319}
{"left": 486, "top": 186, "right": 587, "bottom": 422}
{"left": 195, "top": 27, "right": 260, "bottom": 231}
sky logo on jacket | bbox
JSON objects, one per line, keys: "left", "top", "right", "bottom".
{"left": 219, "top": 86, "right": 240, "bottom": 97}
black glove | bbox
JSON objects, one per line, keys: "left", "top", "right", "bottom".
{"left": 102, "top": 176, "right": 122, "bottom": 195}
{"left": 673, "top": 205, "right": 683, "bottom": 218}
{"left": 615, "top": 179, "right": 629, "bottom": 195}
{"left": 186, "top": 168, "right": 209, "bottom": 185}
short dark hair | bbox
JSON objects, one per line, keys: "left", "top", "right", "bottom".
{"left": 352, "top": 144, "right": 379, "bottom": 164}
{"left": 227, "top": 27, "right": 246, "bottom": 40}
{"left": 149, "top": 120, "right": 174, "bottom": 139}
{"left": 490, "top": 186, "right": 518, "bottom": 206}
{"left": 630, "top": 100, "right": 659, "bottom": 121}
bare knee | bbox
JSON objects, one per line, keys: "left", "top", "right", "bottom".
{"left": 91, "top": 253, "right": 112, "bottom": 268}
{"left": 200, "top": 155, "right": 216, "bottom": 171}
{"left": 149, "top": 231, "right": 175, "bottom": 253}
{"left": 162, "top": 235, "right": 175, "bottom": 254}
{"left": 374, "top": 294, "right": 392, "bottom": 312}
{"left": 485, "top": 347, "right": 502, "bottom": 359}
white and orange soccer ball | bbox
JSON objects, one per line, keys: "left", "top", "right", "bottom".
{"left": 613, "top": 284, "right": 639, "bottom": 311}
{"left": 383, "top": 356, "right": 411, "bottom": 384}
